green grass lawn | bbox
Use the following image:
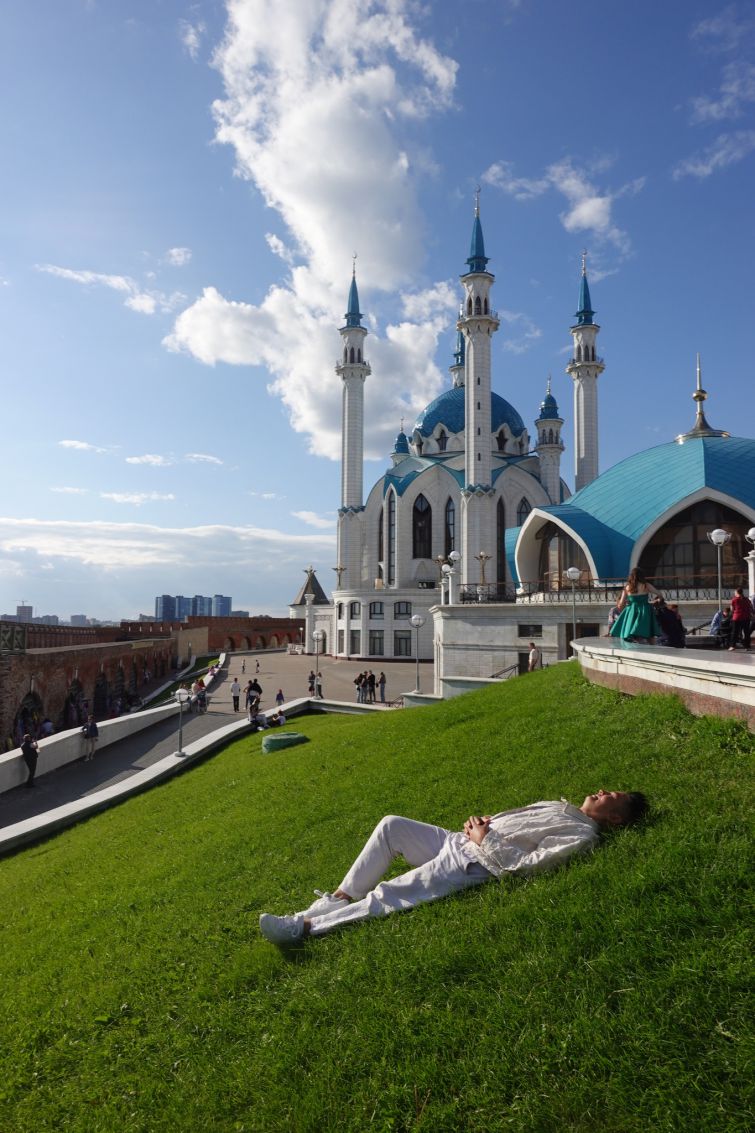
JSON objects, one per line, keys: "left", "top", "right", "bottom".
{"left": 0, "top": 664, "right": 751, "bottom": 1132}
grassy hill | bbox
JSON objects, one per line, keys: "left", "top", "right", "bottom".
{"left": 0, "top": 664, "right": 751, "bottom": 1132}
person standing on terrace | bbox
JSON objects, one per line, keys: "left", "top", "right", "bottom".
{"left": 609, "top": 567, "right": 661, "bottom": 644}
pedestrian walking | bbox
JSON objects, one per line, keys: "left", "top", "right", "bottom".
{"left": 316, "top": 671, "right": 324, "bottom": 699}
{"left": 81, "top": 715, "right": 99, "bottom": 761}
{"left": 242, "top": 659, "right": 246, "bottom": 674}
{"left": 230, "top": 678, "right": 241, "bottom": 712}
{"left": 275, "top": 689, "right": 285, "bottom": 707}
{"left": 378, "top": 671, "right": 386, "bottom": 703}
{"left": 256, "top": 659, "right": 260, "bottom": 674}
{"left": 21, "top": 733, "right": 39, "bottom": 786}
{"left": 307, "top": 670, "right": 316, "bottom": 696}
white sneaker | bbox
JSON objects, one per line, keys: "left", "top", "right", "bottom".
{"left": 300, "top": 890, "right": 349, "bottom": 918}
{"left": 259, "top": 912, "right": 305, "bottom": 945}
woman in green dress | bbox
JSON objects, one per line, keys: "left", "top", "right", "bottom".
{"left": 609, "top": 567, "right": 661, "bottom": 643}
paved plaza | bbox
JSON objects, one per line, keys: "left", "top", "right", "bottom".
{"left": 0, "top": 651, "right": 425, "bottom": 832}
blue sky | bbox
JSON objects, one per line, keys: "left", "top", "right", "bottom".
{"left": 2, "top": 0, "right": 754, "bottom": 621}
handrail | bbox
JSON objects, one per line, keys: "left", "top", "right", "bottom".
{"left": 490, "top": 662, "right": 519, "bottom": 680}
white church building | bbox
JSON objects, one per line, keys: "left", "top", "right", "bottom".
{"left": 293, "top": 203, "right": 755, "bottom": 694}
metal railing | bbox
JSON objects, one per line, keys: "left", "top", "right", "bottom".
{"left": 490, "top": 662, "right": 519, "bottom": 680}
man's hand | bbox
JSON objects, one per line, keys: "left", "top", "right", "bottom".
{"left": 463, "top": 815, "right": 492, "bottom": 845}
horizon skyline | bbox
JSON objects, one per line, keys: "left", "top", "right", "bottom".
{"left": 2, "top": 1, "right": 754, "bottom": 621}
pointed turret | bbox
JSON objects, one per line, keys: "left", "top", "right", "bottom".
{"left": 535, "top": 377, "right": 564, "bottom": 504}
{"left": 464, "top": 189, "right": 490, "bottom": 275}
{"left": 344, "top": 266, "right": 363, "bottom": 328}
{"left": 566, "top": 251, "right": 604, "bottom": 490}
{"left": 336, "top": 259, "right": 371, "bottom": 592}
{"left": 450, "top": 319, "right": 465, "bottom": 388}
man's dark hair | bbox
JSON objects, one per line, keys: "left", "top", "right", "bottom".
{"left": 622, "top": 791, "right": 649, "bottom": 825}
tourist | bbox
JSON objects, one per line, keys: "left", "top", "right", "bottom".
{"left": 728, "top": 587, "right": 752, "bottom": 651}
{"left": 315, "top": 672, "right": 323, "bottom": 699}
{"left": 81, "top": 715, "right": 99, "bottom": 761}
{"left": 256, "top": 659, "right": 261, "bottom": 674}
{"left": 230, "top": 677, "right": 241, "bottom": 713}
{"left": 367, "top": 671, "right": 376, "bottom": 703}
{"left": 39, "top": 717, "right": 54, "bottom": 737}
{"left": 259, "top": 789, "right": 649, "bottom": 944}
{"left": 307, "top": 671, "right": 316, "bottom": 696}
{"left": 378, "top": 672, "right": 386, "bottom": 703}
{"left": 609, "top": 567, "right": 661, "bottom": 644}
{"left": 21, "top": 733, "right": 39, "bottom": 787}
{"left": 653, "top": 598, "right": 686, "bottom": 648}
{"left": 354, "top": 672, "right": 365, "bottom": 703}
{"left": 528, "top": 642, "right": 542, "bottom": 671}
{"left": 242, "top": 659, "right": 246, "bottom": 674}
{"left": 275, "top": 689, "right": 285, "bottom": 707}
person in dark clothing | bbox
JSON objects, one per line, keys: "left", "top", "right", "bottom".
{"left": 653, "top": 598, "right": 686, "bottom": 648}
{"left": 21, "top": 734, "right": 39, "bottom": 786}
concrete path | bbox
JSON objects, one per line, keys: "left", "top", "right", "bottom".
{"left": 0, "top": 652, "right": 423, "bottom": 832}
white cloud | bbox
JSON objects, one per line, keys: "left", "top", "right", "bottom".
{"left": 179, "top": 18, "right": 206, "bottom": 60}
{"left": 50, "top": 486, "right": 89, "bottom": 494}
{"left": 185, "top": 452, "right": 223, "bottom": 465}
{"left": 0, "top": 516, "right": 335, "bottom": 572}
{"left": 58, "top": 439, "right": 107, "bottom": 453}
{"left": 291, "top": 510, "right": 337, "bottom": 529}
{"left": 37, "top": 264, "right": 185, "bottom": 316}
{"left": 250, "top": 490, "right": 284, "bottom": 500}
{"left": 100, "top": 492, "right": 176, "bottom": 505}
{"left": 690, "top": 61, "right": 755, "bottom": 123}
{"left": 498, "top": 310, "right": 542, "bottom": 354}
{"left": 164, "top": 0, "right": 460, "bottom": 460}
{"left": 483, "top": 157, "right": 642, "bottom": 256}
{"left": 164, "top": 246, "right": 193, "bottom": 266}
{"left": 690, "top": 7, "right": 755, "bottom": 53}
{"left": 673, "top": 130, "right": 755, "bottom": 178}
{"left": 125, "top": 454, "right": 174, "bottom": 466}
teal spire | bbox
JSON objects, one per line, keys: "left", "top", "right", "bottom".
{"left": 575, "top": 250, "right": 594, "bottom": 325}
{"left": 465, "top": 188, "right": 489, "bottom": 274}
{"left": 453, "top": 325, "right": 465, "bottom": 367}
{"left": 345, "top": 258, "right": 363, "bottom": 327}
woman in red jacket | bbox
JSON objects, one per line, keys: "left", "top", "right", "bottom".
{"left": 728, "top": 587, "right": 752, "bottom": 651}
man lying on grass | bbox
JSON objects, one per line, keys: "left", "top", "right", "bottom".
{"left": 259, "top": 789, "right": 648, "bottom": 945}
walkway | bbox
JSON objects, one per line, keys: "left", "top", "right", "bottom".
{"left": 0, "top": 653, "right": 422, "bottom": 833}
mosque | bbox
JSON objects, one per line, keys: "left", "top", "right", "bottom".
{"left": 293, "top": 203, "right": 755, "bottom": 694}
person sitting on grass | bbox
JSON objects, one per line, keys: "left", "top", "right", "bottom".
{"left": 259, "top": 788, "right": 649, "bottom": 945}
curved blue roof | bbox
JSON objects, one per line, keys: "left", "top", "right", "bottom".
{"left": 393, "top": 430, "right": 409, "bottom": 454}
{"left": 538, "top": 391, "right": 560, "bottom": 420}
{"left": 530, "top": 435, "right": 755, "bottom": 578}
{"left": 414, "top": 386, "right": 525, "bottom": 439}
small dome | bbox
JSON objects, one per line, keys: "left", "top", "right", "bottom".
{"left": 414, "top": 386, "right": 525, "bottom": 439}
{"left": 393, "top": 430, "right": 410, "bottom": 454}
{"left": 538, "top": 392, "right": 560, "bottom": 420}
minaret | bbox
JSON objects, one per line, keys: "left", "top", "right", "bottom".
{"left": 535, "top": 377, "right": 564, "bottom": 504}
{"left": 459, "top": 191, "right": 500, "bottom": 587}
{"left": 336, "top": 262, "right": 371, "bottom": 588}
{"left": 566, "top": 252, "right": 604, "bottom": 490}
{"left": 450, "top": 315, "right": 465, "bottom": 388}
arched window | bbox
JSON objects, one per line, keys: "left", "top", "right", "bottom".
{"left": 576, "top": 344, "right": 582, "bottom": 362}
{"left": 437, "top": 429, "right": 447, "bottom": 452}
{"left": 484, "top": 297, "right": 489, "bottom": 314}
{"left": 517, "top": 498, "right": 531, "bottom": 525}
{"left": 387, "top": 490, "right": 396, "bottom": 586}
{"left": 474, "top": 295, "right": 482, "bottom": 315}
{"left": 548, "top": 428, "right": 554, "bottom": 443}
{"left": 413, "top": 494, "right": 432, "bottom": 559}
{"left": 497, "top": 429, "right": 506, "bottom": 452}
{"left": 444, "top": 497, "right": 455, "bottom": 557}
{"left": 497, "top": 498, "right": 506, "bottom": 586}
{"left": 640, "top": 500, "right": 751, "bottom": 589}
{"left": 537, "top": 522, "right": 589, "bottom": 591}
{"left": 467, "top": 297, "right": 473, "bottom": 316}
{"left": 349, "top": 346, "right": 355, "bottom": 363}
{"left": 357, "top": 348, "right": 362, "bottom": 362}
{"left": 377, "top": 505, "right": 383, "bottom": 567}
{"left": 337, "top": 602, "right": 344, "bottom": 618}
{"left": 343, "top": 346, "right": 347, "bottom": 362}
{"left": 416, "top": 437, "right": 423, "bottom": 455}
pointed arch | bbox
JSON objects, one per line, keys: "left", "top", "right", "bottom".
{"left": 466, "top": 296, "right": 473, "bottom": 316}
{"left": 497, "top": 429, "right": 506, "bottom": 452}
{"left": 497, "top": 497, "right": 506, "bottom": 585}
{"left": 474, "top": 295, "right": 482, "bottom": 315}
{"left": 444, "top": 496, "right": 456, "bottom": 557}
{"left": 437, "top": 429, "right": 447, "bottom": 452}
{"left": 484, "top": 297, "right": 489, "bottom": 314}
{"left": 387, "top": 489, "right": 397, "bottom": 586}
{"left": 349, "top": 346, "right": 355, "bottom": 363}
{"left": 377, "top": 504, "right": 384, "bottom": 568}
{"left": 357, "top": 347, "right": 362, "bottom": 362}
{"left": 413, "top": 493, "right": 432, "bottom": 559}
{"left": 517, "top": 497, "right": 532, "bottom": 525}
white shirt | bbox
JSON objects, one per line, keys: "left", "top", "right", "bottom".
{"left": 468, "top": 800, "right": 599, "bottom": 878}
{"left": 230, "top": 680, "right": 241, "bottom": 695}
{"left": 528, "top": 647, "right": 542, "bottom": 670}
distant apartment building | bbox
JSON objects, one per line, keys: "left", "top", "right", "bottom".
{"left": 70, "top": 614, "right": 90, "bottom": 626}
{"left": 154, "top": 593, "right": 233, "bottom": 620}
{"left": 16, "top": 604, "right": 33, "bottom": 622}
{"left": 230, "top": 609, "right": 250, "bottom": 618}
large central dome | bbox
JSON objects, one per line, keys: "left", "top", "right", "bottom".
{"left": 413, "top": 386, "right": 526, "bottom": 439}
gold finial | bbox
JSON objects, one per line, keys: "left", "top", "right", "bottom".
{"left": 475, "top": 185, "right": 481, "bottom": 216}
{"left": 400, "top": 415, "right": 404, "bottom": 432}
{"left": 581, "top": 249, "right": 588, "bottom": 276}
{"left": 352, "top": 251, "right": 357, "bottom": 277}
{"left": 546, "top": 374, "right": 552, "bottom": 396}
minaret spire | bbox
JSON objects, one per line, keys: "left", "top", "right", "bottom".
{"left": 566, "top": 251, "right": 604, "bottom": 490}
{"left": 336, "top": 263, "right": 371, "bottom": 595}
{"left": 535, "top": 376, "right": 564, "bottom": 505}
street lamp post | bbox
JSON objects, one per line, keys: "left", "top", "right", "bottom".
{"left": 565, "top": 566, "right": 581, "bottom": 656}
{"left": 410, "top": 613, "right": 425, "bottom": 692}
{"left": 707, "top": 528, "right": 731, "bottom": 611}
{"left": 175, "top": 686, "right": 190, "bottom": 755}
{"left": 447, "top": 549, "right": 461, "bottom": 604}
{"left": 745, "top": 527, "right": 755, "bottom": 597}
{"left": 312, "top": 630, "right": 323, "bottom": 697}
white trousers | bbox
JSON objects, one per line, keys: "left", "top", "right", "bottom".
{"left": 306, "top": 815, "right": 491, "bottom": 936}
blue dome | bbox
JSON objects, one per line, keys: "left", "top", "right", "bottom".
{"left": 538, "top": 392, "right": 560, "bottom": 420}
{"left": 393, "top": 430, "right": 409, "bottom": 454}
{"left": 414, "top": 386, "right": 525, "bottom": 439}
